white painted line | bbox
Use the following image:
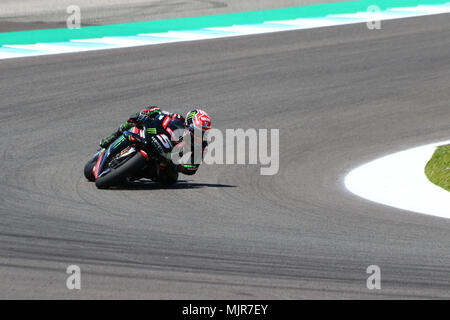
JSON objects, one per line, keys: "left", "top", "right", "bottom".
{"left": 165, "top": 31, "right": 218, "bottom": 40}
{"left": 398, "top": 4, "right": 450, "bottom": 13}
{"left": 72, "top": 37, "right": 176, "bottom": 48}
{"left": 207, "top": 25, "right": 282, "bottom": 34}
{"left": 268, "top": 16, "right": 377, "bottom": 29}
{"left": 266, "top": 19, "right": 302, "bottom": 25}
{"left": 0, "top": 52, "right": 30, "bottom": 59}
{"left": 380, "top": 4, "right": 450, "bottom": 18}
{"left": 277, "top": 18, "right": 356, "bottom": 27}
{"left": 136, "top": 33, "right": 189, "bottom": 43}
{"left": 4, "top": 43, "right": 83, "bottom": 53}
{"left": 345, "top": 140, "right": 450, "bottom": 219}
{"left": 73, "top": 37, "right": 145, "bottom": 46}
{"left": 137, "top": 33, "right": 175, "bottom": 38}
{"left": 331, "top": 12, "right": 412, "bottom": 20}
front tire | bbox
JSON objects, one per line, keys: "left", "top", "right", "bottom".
{"left": 84, "top": 157, "right": 97, "bottom": 182}
{"left": 95, "top": 152, "right": 147, "bottom": 189}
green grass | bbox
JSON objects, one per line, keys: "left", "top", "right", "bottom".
{"left": 425, "top": 144, "right": 450, "bottom": 192}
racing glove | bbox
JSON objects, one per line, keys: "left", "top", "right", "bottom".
{"left": 175, "top": 163, "right": 200, "bottom": 175}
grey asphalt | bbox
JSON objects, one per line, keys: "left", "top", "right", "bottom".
{"left": 0, "top": 13, "right": 449, "bottom": 299}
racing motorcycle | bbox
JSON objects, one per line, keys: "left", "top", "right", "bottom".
{"left": 84, "top": 127, "right": 163, "bottom": 189}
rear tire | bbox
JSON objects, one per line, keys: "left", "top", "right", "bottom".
{"left": 95, "top": 152, "right": 147, "bottom": 189}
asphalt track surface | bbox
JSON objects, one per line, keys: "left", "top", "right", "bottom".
{"left": 1, "top": 13, "right": 450, "bottom": 299}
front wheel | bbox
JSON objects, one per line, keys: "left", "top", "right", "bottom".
{"left": 84, "top": 157, "right": 97, "bottom": 182}
{"left": 95, "top": 152, "right": 147, "bottom": 189}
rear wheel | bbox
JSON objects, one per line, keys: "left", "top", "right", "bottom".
{"left": 95, "top": 152, "right": 147, "bottom": 189}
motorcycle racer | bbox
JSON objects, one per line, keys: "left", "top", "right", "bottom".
{"left": 96, "top": 106, "right": 211, "bottom": 185}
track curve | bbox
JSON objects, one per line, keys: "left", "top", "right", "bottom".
{"left": 0, "top": 13, "right": 449, "bottom": 298}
